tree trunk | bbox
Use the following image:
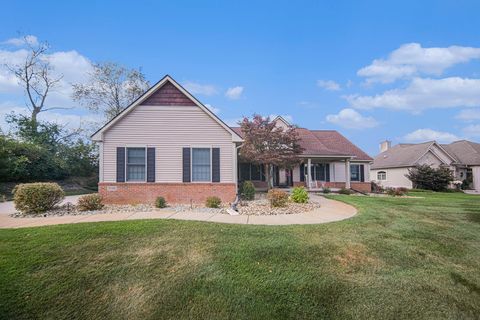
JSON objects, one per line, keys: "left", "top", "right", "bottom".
{"left": 31, "top": 108, "right": 40, "bottom": 132}
{"left": 264, "top": 163, "right": 274, "bottom": 189}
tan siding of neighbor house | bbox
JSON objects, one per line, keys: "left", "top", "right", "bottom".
{"left": 371, "top": 167, "right": 413, "bottom": 189}
{"left": 102, "top": 104, "right": 234, "bottom": 183}
{"left": 472, "top": 166, "right": 480, "bottom": 191}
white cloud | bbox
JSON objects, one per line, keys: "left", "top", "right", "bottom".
{"left": 346, "top": 77, "right": 480, "bottom": 112}
{"left": 183, "top": 81, "right": 217, "bottom": 96}
{"left": 358, "top": 43, "right": 480, "bottom": 83}
{"left": 225, "top": 86, "right": 244, "bottom": 99}
{"left": 317, "top": 80, "right": 341, "bottom": 91}
{"left": 326, "top": 108, "right": 378, "bottom": 129}
{"left": 204, "top": 103, "right": 220, "bottom": 114}
{"left": 2, "top": 35, "right": 39, "bottom": 47}
{"left": 0, "top": 44, "right": 93, "bottom": 107}
{"left": 463, "top": 124, "right": 480, "bottom": 137}
{"left": 403, "top": 128, "right": 460, "bottom": 143}
{"left": 455, "top": 109, "right": 480, "bottom": 121}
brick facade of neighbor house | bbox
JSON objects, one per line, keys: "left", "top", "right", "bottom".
{"left": 99, "top": 183, "right": 236, "bottom": 205}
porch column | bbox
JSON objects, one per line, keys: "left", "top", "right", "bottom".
{"left": 307, "top": 158, "right": 312, "bottom": 189}
{"left": 345, "top": 158, "right": 351, "bottom": 189}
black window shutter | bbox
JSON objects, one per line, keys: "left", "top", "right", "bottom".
{"left": 147, "top": 148, "right": 155, "bottom": 182}
{"left": 182, "top": 148, "right": 191, "bottom": 182}
{"left": 212, "top": 148, "right": 220, "bottom": 182}
{"left": 300, "top": 163, "right": 305, "bottom": 182}
{"left": 116, "top": 147, "right": 125, "bottom": 182}
{"left": 360, "top": 164, "right": 365, "bottom": 182}
{"left": 326, "top": 164, "right": 330, "bottom": 182}
{"left": 260, "top": 164, "right": 266, "bottom": 181}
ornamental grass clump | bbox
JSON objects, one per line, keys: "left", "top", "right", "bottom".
{"left": 13, "top": 182, "right": 65, "bottom": 214}
{"left": 77, "top": 193, "right": 104, "bottom": 211}
{"left": 290, "top": 186, "right": 309, "bottom": 203}
{"left": 206, "top": 196, "right": 222, "bottom": 208}
{"left": 267, "top": 189, "right": 289, "bottom": 207}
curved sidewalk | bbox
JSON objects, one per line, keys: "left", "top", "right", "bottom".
{"left": 0, "top": 194, "right": 357, "bottom": 228}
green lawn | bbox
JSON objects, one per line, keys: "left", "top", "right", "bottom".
{"left": 0, "top": 192, "right": 479, "bottom": 319}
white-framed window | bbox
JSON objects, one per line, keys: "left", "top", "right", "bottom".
{"left": 377, "top": 171, "right": 386, "bottom": 181}
{"left": 350, "top": 164, "right": 361, "bottom": 182}
{"left": 126, "top": 147, "right": 146, "bottom": 181}
{"left": 192, "top": 148, "right": 211, "bottom": 182}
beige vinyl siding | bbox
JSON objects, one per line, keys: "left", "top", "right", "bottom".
{"left": 371, "top": 167, "right": 413, "bottom": 188}
{"left": 102, "top": 105, "right": 234, "bottom": 183}
{"left": 472, "top": 166, "right": 480, "bottom": 191}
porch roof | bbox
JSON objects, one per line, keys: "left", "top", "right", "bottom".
{"left": 230, "top": 127, "right": 373, "bottom": 161}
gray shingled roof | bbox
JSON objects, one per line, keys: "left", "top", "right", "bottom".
{"left": 371, "top": 141, "right": 435, "bottom": 169}
{"left": 442, "top": 140, "right": 480, "bottom": 165}
{"left": 372, "top": 140, "right": 480, "bottom": 169}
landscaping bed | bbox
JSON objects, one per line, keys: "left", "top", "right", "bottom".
{"left": 238, "top": 198, "right": 320, "bottom": 215}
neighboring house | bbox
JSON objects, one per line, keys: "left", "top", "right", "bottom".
{"left": 371, "top": 140, "right": 480, "bottom": 191}
{"left": 91, "top": 75, "right": 372, "bottom": 204}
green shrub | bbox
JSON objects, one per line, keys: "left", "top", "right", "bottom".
{"left": 290, "top": 186, "right": 309, "bottom": 203}
{"left": 13, "top": 182, "right": 65, "bottom": 214}
{"left": 206, "top": 196, "right": 222, "bottom": 208}
{"left": 155, "top": 196, "right": 167, "bottom": 208}
{"left": 338, "top": 188, "right": 352, "bottom": 195}
{"left": 386, "top": 188, "right": 406, "bottom": 197}
{"left": 322, "top": 187, "right": 331, "bottom": 194}
{"left": 267, "top": 189, "right": 289, "bottom": 207}
{"left": 241, "top": 181, "right": 256, "bottom": 200}
{"left": 77, "top": 193, "right": 104, "bottom": 211}
{"left": 406, "top": 165, "right": 454, "bottom": 191}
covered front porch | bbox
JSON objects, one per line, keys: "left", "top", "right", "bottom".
{"left": 237, "top": 156, "right": 371, "bottom": 192}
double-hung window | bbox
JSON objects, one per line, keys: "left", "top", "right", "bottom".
{"left": 192, "top": 148, "right": 211, "bottom": 182}
{"left": 126, "top": 147, "right": 146, "bottom": 181}
{"left": 350, "top": 164, "right": 361, "bottom": 182}
{"left": 377, "top": 171, "right": 386, "bottom": 180}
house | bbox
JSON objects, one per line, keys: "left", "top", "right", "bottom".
{"left": 232, "top": 117, "right": 372, "bottom": 192}
{"left": 370, "top": 140, "right": 480, "bottom": 191}
{"left": 91, "top": 75, "right": 372, "bottom": 204}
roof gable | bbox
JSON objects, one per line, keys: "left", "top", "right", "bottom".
{"left": 91, "top": 75, "right": 243, "bottom": 142}
{"left": 140, "top": 81, "right": 196, "bottom": 106}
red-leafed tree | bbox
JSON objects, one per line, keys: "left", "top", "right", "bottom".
{"left": 239, "top": 115, "right": 304, "bottom": 189}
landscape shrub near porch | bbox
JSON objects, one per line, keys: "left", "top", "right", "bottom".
{"left": 267, "top": 189, "right": 289, "bottom": 207}
{"left": 290, "top": 186, "right": 309, "bottom": 203}
{"left": 13, "top": 182, "right": 65, "bottom": 214}
{"left": 240, "top": 181, "right": 256, "bottom": 200}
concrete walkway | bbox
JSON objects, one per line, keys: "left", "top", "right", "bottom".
{"left": 0, "top": 194, "right": 357, "bottom": 228}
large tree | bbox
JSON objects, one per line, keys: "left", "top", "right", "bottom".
{"left": 4, "top": 36, "right": 63, "bottom": 129}
{"left": 239, "top": 115, "right": 304, "bottom": 189}
{"left": 72, "top": 62, "right": 150, "bottom": 120}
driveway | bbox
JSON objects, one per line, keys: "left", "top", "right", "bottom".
{"left": 0, "top": 194, "right": 357, "bottom": 228}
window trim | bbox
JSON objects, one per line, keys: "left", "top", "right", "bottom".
{"left": 125, "top": 146, "right": 147, "bottom": 182}
{"left": 190, "top": 147, "right": 213, "bottom": 183}
{"left": 377, "top": 171, "right": 387, "bottom": 181}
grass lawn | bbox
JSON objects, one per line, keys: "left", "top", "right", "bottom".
{"left": 0, "top": 192, "right": 479, "bottom": 319}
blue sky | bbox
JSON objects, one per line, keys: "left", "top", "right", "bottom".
{"left": 1, "top": 0, "right": 480, "bottom": 155}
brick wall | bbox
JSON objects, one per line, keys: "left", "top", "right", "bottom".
{"left": 99, "top": 183, "right": 236, "bottom": 205}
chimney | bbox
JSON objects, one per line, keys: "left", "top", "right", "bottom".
{"left": 380, "top": 140, "right": 391, "bottom": 153}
